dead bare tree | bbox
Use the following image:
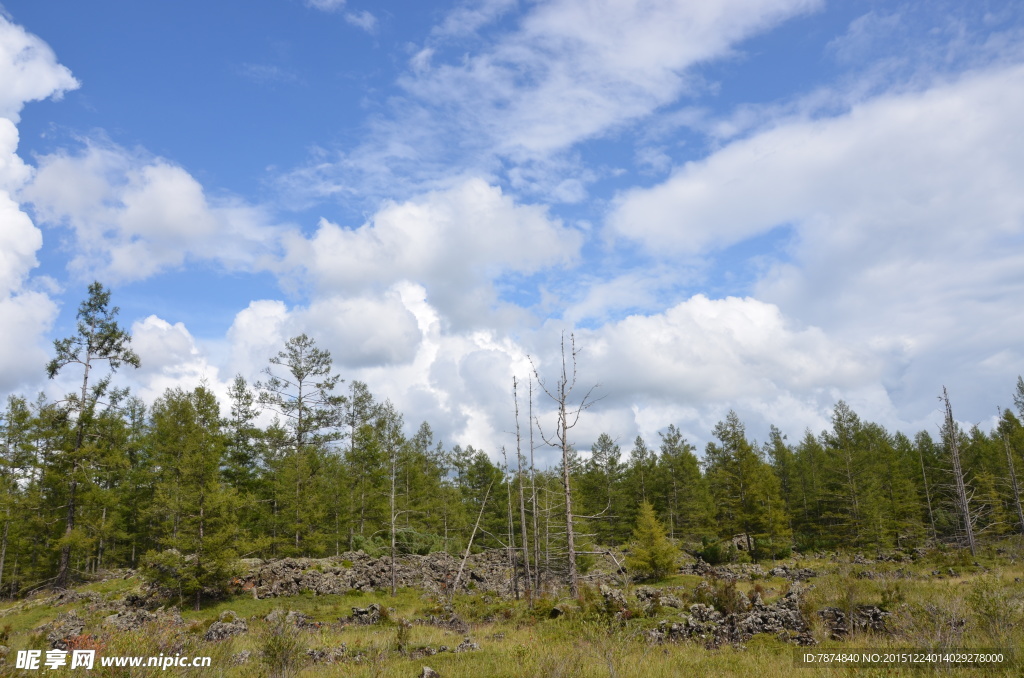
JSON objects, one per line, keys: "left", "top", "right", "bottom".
{"left": 452, "top": 480, "right": 494, "bottom": 596}
{"left": 942, "top": 387, "right": 977, "bottom": 556}
{"left": 529, "top": 376, "right": 542, "bottom": 593}
{"left": 1001, "top": 429, "right": 1024, "bottom": 536}
{"left": 530, "top": 333, "right": 599, "bottom": 598}
{"left": 500, "top": 446, "right": 519, "bottom": 599}
{"left": 917, "top": 436, "right": 939, "bottom": 542}
{"left": 513, "top": 377, "right": 533, "bottom": 605}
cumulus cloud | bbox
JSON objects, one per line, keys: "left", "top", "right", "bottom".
{"left": 24, "top": 141, "right": 284, "bottom": 282}
{"left": 609, "top": 62, "right": 1024, "bottom": 424}
{"left": 283, "top": 178, "right": 582, "bottom": 329}
{"left": 0, "top": 16, "right": 76, "bottom": 395}
{"left": 125, "top": 315, "right": 237, "bottom": 406}
{"left": 0, "top": 15, "right": 78, "bottom": 122}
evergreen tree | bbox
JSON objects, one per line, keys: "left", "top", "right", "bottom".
{"left": 143, "top": 387, "right": 238, "bottom": 609}
{"left": 656, "top": 424, "right": 713, "bottom": 542}
{"left": 257, "top": 335, "right": 345, "bottom": 555}
{"left": 705, "top": 412, "right": 790, "bottom": 557}
{"left": 625, "top": 501, "right": 677, "bottom": 580}
{"left": 579, "top": 433, "right": 624, "bottom": 544}
{"left": 45, "top": 282, "right": 140, "bottom": 588}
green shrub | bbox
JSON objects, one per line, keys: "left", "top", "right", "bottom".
{"left": 260, "top": 612, "right": 306, "bottom": 678}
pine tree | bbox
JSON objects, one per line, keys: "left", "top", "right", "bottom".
{"left": 143, "top": 387, "right": 239, "bottom": 609}
{"left": 45, "top": 282, "right": 140, "bottom": 589}
{"left": 705, "top": 412, "right": 790, "bottom": 556}
{"left": 257, "top": 335, "right": 345, "bottom": 554}
{"left": 625, "top": 501, "right": 677, "bottom": 580}
{"left": 656, "top": 424, "right": 713, "bottom": 542}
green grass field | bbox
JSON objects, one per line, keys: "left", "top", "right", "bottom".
{"left": 1, "top": 541, "right": 1023, "bottom": 677}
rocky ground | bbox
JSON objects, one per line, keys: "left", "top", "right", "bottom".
{"left": 1, "top": 545, "right": 1021, "bottom": 676}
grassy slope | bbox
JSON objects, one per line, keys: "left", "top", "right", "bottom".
{"left": 1, "top": 541, "right": 1023, "bottom": 677}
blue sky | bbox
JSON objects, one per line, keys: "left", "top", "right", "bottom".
{"left": 2, "top": 0, "right": 1023, "bottom": 461}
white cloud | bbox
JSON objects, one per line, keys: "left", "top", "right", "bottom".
{"left": 609, "top": 62, "right": 1024, "bottom": 424}
{"left": 405, "top": 0, "right": 821, "bottom": 160}
{"left": 0, "top": 16, "right": 78, "bottom": 123}
{"left": 0, "top": 289, "right": 57, "bottom": 394}
{"left": 432, "top": 0, "right": 517, "bottom": 39}
{"left": 285, "top": 0, "right": 821, "bottom": 202}
{"left": 305, "top": 0, "right": 346, "bottom": 11}
{"left": 345, "top": 10, "right": 377, "bottom": 33}
{"left": 24, "top": 141, "right": 284, "bottom": 282}
{"left": 283, "top": 178, "right": 582, "bottom": 329}
{"left": 125, "top": 315, "right": 237, "bottom": 407}
{"left": 0, "top": 16, "right": 77, "bottom": 395}
{"left": 294, "top": 291, "right": 422, "bottom": 367}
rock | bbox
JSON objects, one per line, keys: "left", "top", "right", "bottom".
{"left": 768, "top": 565, "right": 817, "bottom": 581}
{"left": 349, "top": 603, "right": 382, "bottom": 624}
{"left": 238, "top": 550, "right": 525, "bottom": 600}
{"left": 600, "top": 585, "right": 627, "bottom": 610}
{"left": 40, "top": 611, "right": 86, "bottom": 650}
{"left": 104, "top": 609, "right": 157, "bottom": 632}
{"left": 266, "top": 609, "right": 313, "bottom": 628}
{"left": 204, "top": 612, "right": 248, "bottom": 641}
{"left": 306, "top": 646, "right": 347, "bottom": 663}
{"left": 231, "top": 650, "right": 252, "bottom": 665}
{"left": 421, "top": 667, "right": 441, "bottom": 678}
{"left": 817, "top": 605, "right": 890, "bottom": 639}
{"left": 455, "top": 637, "right": 479, "bottom": 653}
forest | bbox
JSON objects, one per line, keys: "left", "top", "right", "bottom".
{"left": 3, "top": 281, "right": 1024, "bottom": 604}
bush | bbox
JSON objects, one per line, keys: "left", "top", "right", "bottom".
{"left": 394, "top": 528, "right": 442, "bottom": 555}
{"left": 349, "top": 534, "right": 388, "bottom": 557}
{"left": 697, "top": 539, "right": 730, "bottom": 565}
{"left": 259, "top": 612, "right": 306, "bottom": 678}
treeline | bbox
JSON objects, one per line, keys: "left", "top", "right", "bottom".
{"left": 2, "top": 284, "right": 1024, "bottom": 602}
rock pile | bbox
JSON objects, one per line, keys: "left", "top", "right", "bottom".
{"left": 646, "top": 586, "right": 815, "bottom": 648}
{"left": 39, "top": 611, "right": 85, "bottom": 650}
{"left": 100, "top": 605, "right": 184, "bottom": 633}
{"left": 237, "top": 550, "right": 519, "bottom": 599}
{"left": 204, "top": 610, "right": 248, "bottom": 641}
{"left": 818, "top": 605, "right": 890, "bottom": 638}
{"left": 767, "top": 565, "right": 817, "bottom": 581}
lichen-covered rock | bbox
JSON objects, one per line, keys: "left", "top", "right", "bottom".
{"left": 347, "top": 603, "right": 382, "bottom": 625}
{"left": 817, "top": 605, "right": 890, "bottom": 639}
{"left": 204, "top": 611, "right": 248, "bottom": 641}
{"left": 600, "top": 585, "right": 627, "bottom": 610}
{"left": 454, "top": 637, "right": 479, "bottom": 653}
{"left": 40, "top": 611, "right": 86, "bottom": 650}
{"left": 238, "top": 551, "right": 523, "bottom": 600}
{"left": 306, "top": 646, "right": 347, "bottom": 663}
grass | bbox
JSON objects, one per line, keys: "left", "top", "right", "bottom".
{"left": 2, "top": 545, "right": 1024, "bottom": 676}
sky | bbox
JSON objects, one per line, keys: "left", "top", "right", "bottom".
{"left": 2, "top": 0, "right": 1023, "bottom": 464}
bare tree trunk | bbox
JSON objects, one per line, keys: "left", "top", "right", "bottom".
{"left": 531, "top": 333, "right": 598, "bottom": 599}
{"left": 918, "top": 438, "right": 938, "bottom": 542}
{"left": 943, "top": 387, "right": 976, "bottom": 555}
{"left": 0, "top": 515, "right": 8, "bottom": 595}
{"left": 1002, "top": 433, "right": 1024, "bottom": 535}
{"left": 452, "top": 481, "right": 493, "bottom": 595}
{"left": 513, "top": 377, "right": 533, "bottom": 605}
{"left": 529, "top": 377, "right": 542, "bottom": 593}
{"left": 501, "top": 447, "right": 519, "bottom": 600}
{"left": 560, "top": 385, "right": 579, "bottom": 598}
{"left": 390, "top": 437, "right": 398, "bottom": 597}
